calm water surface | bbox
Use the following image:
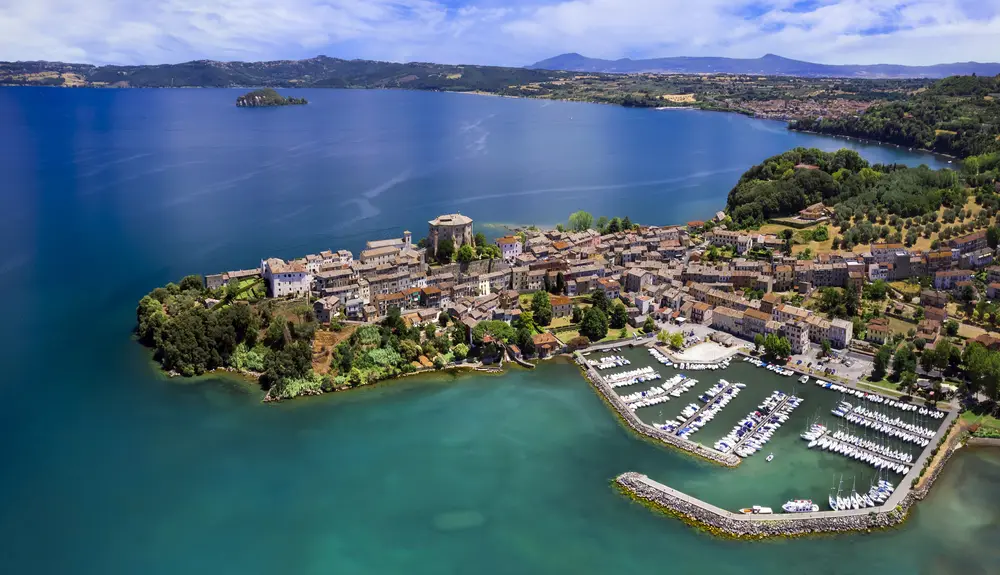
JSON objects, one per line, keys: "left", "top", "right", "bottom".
{"left": 0, "top": 87, "right": 990, "bottom": 574}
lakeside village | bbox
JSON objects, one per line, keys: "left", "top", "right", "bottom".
{"left": 137, "top": 203, "right": 1000, "bottom": 534}
{"left": 137, "top": 203, "right": 1000, "bottom": 412}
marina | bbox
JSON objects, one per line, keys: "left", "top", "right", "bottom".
{"left": 581, "top": 343, "right": 951, "bottom": 514}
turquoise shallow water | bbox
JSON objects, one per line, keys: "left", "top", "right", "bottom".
{"left": 0, "top": 87, "right": 991, "bottom": 574}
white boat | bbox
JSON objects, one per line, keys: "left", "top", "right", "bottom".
{"left": 798, "top": 375, "right": 808, "bottom": 384}
{"left": 782, "top": 499, "right": 819, "bottom": 513}
{"left": 766, "top": 452, "right": 774, "bottom": 462}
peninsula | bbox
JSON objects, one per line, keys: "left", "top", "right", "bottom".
{"left": 236, "top": 88, "right": 307, "bottom": 107}
{"left": 135, "top": 145, "right": 1000, "bottom": 536}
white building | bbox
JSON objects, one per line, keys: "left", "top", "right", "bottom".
{"left": 496, "top": 236, "right": 523, "bottom": 262}
{"left": 262, "top": 258, "right": 312, "bottom": 298}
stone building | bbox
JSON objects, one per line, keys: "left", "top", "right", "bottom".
{"left": 428, "top": 214, "right": 474, "bottom": 257}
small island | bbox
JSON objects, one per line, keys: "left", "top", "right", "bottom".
{"left": 236, "top": 88, "right": 307, "bottom": 107}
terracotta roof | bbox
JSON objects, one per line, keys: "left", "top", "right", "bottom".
{"left": 532, "top": 332, "right": 559, "bottom": 346}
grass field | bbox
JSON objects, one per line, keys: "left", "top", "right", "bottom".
{"left": 887, "top": 316, "right": 918, "bottom": 336}
{"left": 889, "top": 281, "right": 922, "bottom": 300}
{"left": 961, "top": 411, "right": 1000, "bottom": 437}
{"left": 555, "top": 325, "right": 639, "bottom": 344}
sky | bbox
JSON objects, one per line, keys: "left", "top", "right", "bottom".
{"left": 1, "top": 0, "right": 1000, "bottom": 66}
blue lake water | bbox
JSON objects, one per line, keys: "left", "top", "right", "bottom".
{"left": 0, "top": 87, "right": 988, "bottom": 575}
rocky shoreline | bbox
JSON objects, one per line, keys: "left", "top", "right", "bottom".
{"left": 575, "top": 351, "right": 741, "bottom": 468}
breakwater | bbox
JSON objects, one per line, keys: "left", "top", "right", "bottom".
{"left": 616, "top": 472, "right": 906, "bottom": 539}
{"left": 616, "top": 409, "right": 960, "bottom": 538}
{"left": 575, "top": 351, "right": 740, "bottom": 467}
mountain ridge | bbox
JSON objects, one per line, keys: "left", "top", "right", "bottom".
{"left": 528, "top": 53, "right": 1000, "bottom": 79}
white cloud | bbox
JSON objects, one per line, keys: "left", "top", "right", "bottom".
{"left": 1, "top": 0, "right": 1000, "bottom": 66}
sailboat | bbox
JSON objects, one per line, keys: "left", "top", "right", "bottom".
{"left": 836, "top": 475, "right": 846, "bottom": 511}
{"left": 828, "top": 476, "right": 838, "bottom": 511}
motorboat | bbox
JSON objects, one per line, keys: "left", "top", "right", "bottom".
{"left": 782, "top": 499, "right": 819, "bottom": 513}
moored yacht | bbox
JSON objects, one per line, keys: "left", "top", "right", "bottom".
{"left": 782, "top": 499, "right": 819, "bottom": 513}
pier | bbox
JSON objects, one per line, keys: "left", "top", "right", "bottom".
{"left": 674, "top": 381, "right": 738, "bottom": 434}
{"left": 843, "top": 407, "right": 935, "bottom": 444}
{"left": 810, "top": 430, "right": 912, "bottom": 468}
{"left": 731, "top": 394, "right": 791, "bottom": 451}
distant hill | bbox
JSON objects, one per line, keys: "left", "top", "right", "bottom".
{"left": 0, "top": 56, "right": 570, "bottom": 90}
{"left": 529, "top": 53, "right": 1000, "bottom": 79}
{"left": 790, "top": 75, "right": 1000, "bottom": 158}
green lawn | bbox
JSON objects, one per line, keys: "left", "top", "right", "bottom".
{"left": 961, "top": 411, "right": 1000, "bottom": 434}
{"left": 555, "top": 325, "right": 640, "bottom": 344}
{"left": 549, "top": 316, "right": 574, "bottom": 329}
{"left": 858, "top": 379, "right": 903, "bottom": 395}
{"left": 887, "top": 317, "right": 918, "bottom": 337}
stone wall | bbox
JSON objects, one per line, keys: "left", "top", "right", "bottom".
{"left": 617, "top": 473, "right": 905, "bottom": 539}
{"left": 966, "top": 437, "right": 1000, "bottom": 448}
{"left": 429, "top": 258, "right": 510, "bottom": 281}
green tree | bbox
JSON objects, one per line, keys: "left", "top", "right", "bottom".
{"left": 568, "top": 211, "right": 594, "bottom": 232}
{"left": 892, "top": 345, "right": 917, "bottom": 380}
{"left": 754, "top": 333, "right": 765, "bottom": 352}
{"left": 872, "top": 345, "right": 891, "bottom": 380}
{"left": 515, "top": 309, "right": 534, "bottom": 330}
{"left": 456, "top": 244, "right": 476, "bottom": 263}
{"left": 609, "top": 301, "right": 628, "bottom": 329}
{"left": 821, "top": 339, "right": 832, "bottom": 357}
{"left": 862, "top": 280, "right": 888, "bottom": 301}
{"left": 580, "top": 307, "right": 609, "bottom": 342}
{"left": 668, "top": 331, "right": 684, "bottom": 350}
{"left": 179, "top": 275, "right": 204, "bottom": 292}
{"left": 945, "top": 320, "right": 959, "bottom": 337}
{"left": 590, "top": 290, "right": 609, "bottom": 313}
{"left": 571, "top": 306, "right": 583, "bottom": 323}
{"left": 474, "top": 231, "right": 488, "bottom": 248}
{"left": 763, "top": 333, "right": 791, "bottom": 361}
{"left": 657, "top": 330, "right": 669, "bottom": 344}
{"left": 987, "top": 225, "right": 1000, "bottom": 249}
{"left": 531, "top": 291, "right": 553, "bottom": 326}
{"left": 436, "top": 238, "right": 455, "bottom": 263}
{"left": 622, "top": 216, "right": 633, "bottom": 229}
{"left": 606, "top": 217, "right": 622, "bottom": 234}
{"left": 596, "top": 216, "right": 609, "bottom": 233}
{"left": 642, "top": 315, "right": 656, "bottom": 334}
{"left": 554, "top": 272, "right": 566, "bottom": 295}
{"left": 919, "top": 346, "right": 937, "bottom": 372}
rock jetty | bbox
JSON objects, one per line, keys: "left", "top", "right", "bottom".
{"left": 617, "top": 472, "right": 906, "bottom": 539}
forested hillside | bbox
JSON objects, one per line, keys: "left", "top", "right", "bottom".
{"left": 0, "top": 57, "right": 572, "bottom": 91}
{"left": 791, "top": 75, "right": 1000, "bottom": 158}
{"left": 724, "top": 148, "right": 1000, "bottom": 245}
